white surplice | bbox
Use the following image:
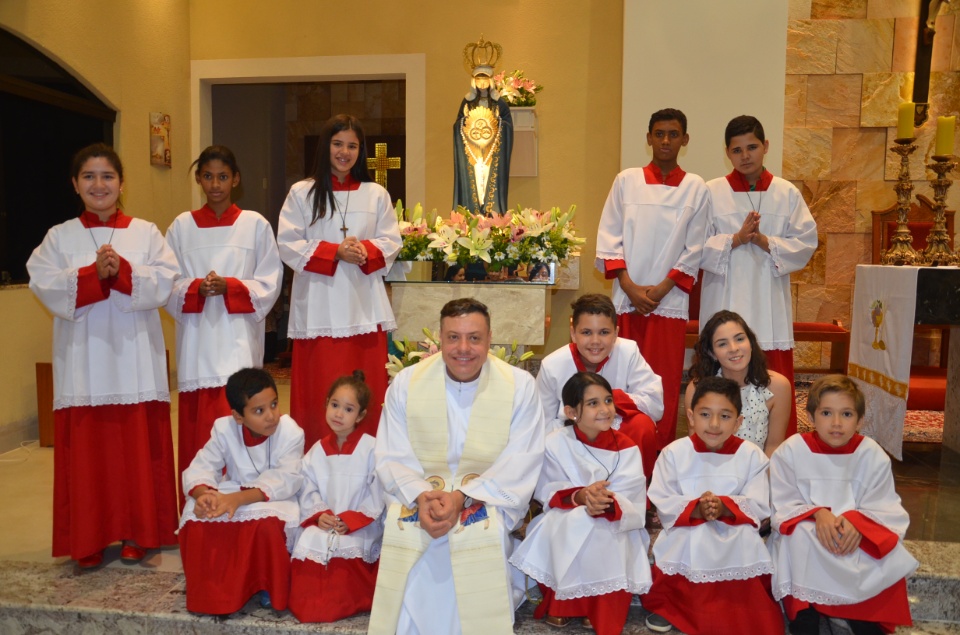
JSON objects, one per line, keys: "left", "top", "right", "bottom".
{"left": 649, "top": 435, "right": 775, "bottom": 582}
{"left": 277, "top": 179, "right": 401, "bottom": 339}
{"left": 293, "top": 433, "right": 384, "bottom": 565}
{"left": 165, "top": 208, "right": 282, "bottom": 391}
{"left": 27, "top": 216, "right": 178, "bottom": 408}
{"left": 180, "top": 414, "right": 305, "bottom": 550}
{"left": 374, "top": 362, "right": 545, "bottom": 635}
{"left": 700, "top": 176, "right": 817, "bottom": 350}
{"left": 536, "top": 338, "right": 664, "bottom": 432}
{"left": 509, "top": 426, "right": 652, "bottom": 599}
{"left": 768, "top": 433, "right": 918, "bottom": 605}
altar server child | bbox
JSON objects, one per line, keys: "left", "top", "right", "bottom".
{"left": 166, "top": 145, "right": 282, "bottom": 504}
{"left": 178, "top": 368, "right": 305, "bottom": 616}
{"left": 700, "top": 115, "right": 817, "bottom": 439}
{"left": 596, "top": 107, "right": 710, "bottom": 452}
{"left": 289, "top": 370, "right": 384, "bottom": 623}
{"left": 642, "top": 376, "right": 783, "bottom": 634}
{"left": 278, "top": 113, "right": 402, "bottom": 448}
{"left": 769, "top": 375, "right": 917, "bottom": 635}
{"left": 27, "top": 143, "right": 179, "bottom": 568}
{"left": 536, "top": 293, "right": 663, "bottom": 485}
{"left": 510, "top": 372, "right": 652, "bottom": 635}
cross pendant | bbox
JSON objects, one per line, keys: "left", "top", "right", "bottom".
{"left": 341, "top": 225, "right": 349, "bottom": 239}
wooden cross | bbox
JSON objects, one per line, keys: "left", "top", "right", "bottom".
{"left": 366, "top": 142, "right": 402, "bottom": 189}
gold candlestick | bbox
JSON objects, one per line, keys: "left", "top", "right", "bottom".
{"left": 923, "top": 155, "right": 959, "bottom": 266}
{"left": 882, "top": 138, "right": 921, "bottom": 266}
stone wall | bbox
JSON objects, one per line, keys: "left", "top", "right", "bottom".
{"left": 786, "top": 0, "right": 960, "bottom": 368}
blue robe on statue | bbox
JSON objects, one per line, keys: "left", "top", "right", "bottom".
{"left": 453, "top": 97, "right": 513, "bottom": 215}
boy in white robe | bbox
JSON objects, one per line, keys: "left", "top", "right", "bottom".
{"left": 642, "top": 376, "right": 783, "bottom": 634}
{"left": 536, "top": 293, "right": 663, "bottom": 485}
{"left": 701, "top": 115, "right": 818, "bottom": 439}
{"left": 179, "top": 368, "right": 304, "bottom": 616}
{"left": 769, "top": 375, "right": 917, "bottom": 634}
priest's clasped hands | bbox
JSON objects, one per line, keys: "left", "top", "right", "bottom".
{"left": 337, "top": 237, "right": 368, "bottom": 266}
{"left": 416, "top": 489, "right": 469, "bottom": 539}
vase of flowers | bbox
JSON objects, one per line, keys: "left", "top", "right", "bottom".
{"left": 493, "top": 70, "right": 543, "bottom": 107}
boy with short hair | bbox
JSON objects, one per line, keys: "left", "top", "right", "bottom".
{"left": 769, "top": 375, "right": 917, "bottom": 635}
{"left": 536, "top": 293, "right": 663, "bottom": 484}
{"left": 701, "top": 115, "right": 818, "bottom": 438}
{"left": 596, "top": 108, "right": 710, "bottom": 451}
{"left": 179, "top": 367, "right": 305, "bottom": 616}
{"left": 642, "top": 376, "right": 783, "bottom": 634}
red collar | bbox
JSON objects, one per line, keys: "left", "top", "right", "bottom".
{"left": 573, "top": 425, "right": 624, "bottom": 451}
{"left": 320, "top": 427, "right": 365, "bottom": 455}
{"left": 801, "top": 431, "right": 864, "bottom": 455}
{"left": 643, "top": 162, "right": 686, "bottom": 187}
{"left": 725, "top": 169, "right": 773, "bottom": 192}
{"left": 242, "top": 424, "right": 270, "bottom": 447}
{"left": 332, "top": 173, "right": 362, "bottom": 191}
{"left": 568, "top": 343, "right": 610, "bottom": 373}
{"left": 690, "top": 433, "right": 743, "bottom": 454}
{"left": 192, "top": 204, "right": 241, "bottom": 227}
{"left": 79, "top": 210, "right": 132, "bottom": 229}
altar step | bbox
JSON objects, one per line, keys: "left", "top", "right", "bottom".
{"left": 0, "top": 540, "right": 957, "bottom": 634}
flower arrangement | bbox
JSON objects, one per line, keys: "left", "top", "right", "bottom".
{"left": 493, "top": 70, "right": 543, "bottom": 107}
{"left": 394, "top": 201, "right": 585, "bottom": 272}
{"left": 386, "top": 328, "right": 534, "bottom": 380}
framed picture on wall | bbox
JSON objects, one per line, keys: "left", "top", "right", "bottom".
{"left": 150, "top": 112, "right": 171, "bottom": 167}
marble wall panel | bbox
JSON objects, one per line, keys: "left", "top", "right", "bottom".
{"left": 837, "top": 19, "right": 895, "bottom": 73}
{"left": 811, "top": 0, "right": 866, "bottom": 19}
{"left": 789, "top": 0, "right": 812, "bottom": 20}
{"left": 807, "top": 74, "right": 863, "bottom": 127}
{"left": 795, "top": 341, "right": 821, "bottom": 369}
{"left": 883, "top": 123, "right": 941, "bottom": 181}
{"left": 832, "top": 127, "right": 887, "bottom": 180}
{"left": 802, "top": 179, "right": 857, "bottom": 232}
{"left": 861, "top": 72, "right": 913, "bottom": 126}
{"left": 932, "top": 14, "right": 956, "bottom": 71}
{"left": 783, "top": 128, "right": 833, "bottom": 179}
{"left": 892, "top": 18, "right": 920, "bottom": 71}
{"left": 866, "top": 0, "right": 920, "bottom": 19}
{"left": 794, "top": 232, "right": 827, "bottom": 284}
{"left": 787, "top": 20, "right": 841, "bottom": 74}
{"left": 855, "top": 180, "right": 897, "bottom": 233}
{"left": 796, "top": 282, "right": 854, "bottom": 324}
{"left": 784, "top": 75, "right": 808, "bottom": 128}
{"left": 825, "top": 232, "right": 872, "bottom": 284}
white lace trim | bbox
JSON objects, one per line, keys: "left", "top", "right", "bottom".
{"left": 130, "top": 266, "right": 143, "bottom": 308}
{"left": 67, "top": 269, "right": 79, "bottom": 320}
{"left": 55, "top": 391, "right": 170, "bottom": 410}
{"left": 769, "top": 240, "right": 785, "bottom": 275}
{"left": 294, "top": 239, "right": 322, "bottom": 274}
{"left": 289, "top": 321, "right": 397, "bottom": 339}
{"left": 650, "top": 307, "right": 687, "bottom": 320}
{"left": 774, "top": 505, "right": 818, "bottom": 532}
{"left": 656, "top": 561, "right": 775, "bottom": 583}
{"left": 728, "top": 495, "right": 761, "bottom": 526}
{"left": 301, "top": 504, "right": 331, "bottom": 521}
{"left": 674, "top": 262, "right": 699, "bottom": 278}
{"left": 595, "top": 252, "right": 624, "bottom": 262}
{"left": 179, "top": 508, "right": 299, "bottom": 529}
{"left": 774, "top": 582, "right": 856, "bottom": 605}
{"left": 250, "top": 290, "right": 267, "bottom": 322}
{"left": 178, "top": 378, "right": 229, "bottom": 393}
{"left": 291, "top": 544, "right": 381, "bottom": 565}
{"left": 859, "top": 510, "right": 903, "bottom": 538}
{"left": 172, "top": 285, "right": 187, "bottom": 322}
{"left": 760, "top": 341, "right": 794, "bottom": 351}
{"left": 509, "top": 559, "right": 651, "bottom": 599}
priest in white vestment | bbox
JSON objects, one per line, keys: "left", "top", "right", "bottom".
{"left": 370, "top": 298, "right": 545, "bottom": 635}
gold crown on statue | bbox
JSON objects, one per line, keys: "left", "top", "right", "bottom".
{"left": 463, "top": 35, "right": 502, "bottom": 78}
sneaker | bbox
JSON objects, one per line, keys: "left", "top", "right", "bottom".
{"left": 258, "top": 590, "right": 272, "bottom": 609}
{"left": 645, "top": 613, "right": 673, "bottom": 633}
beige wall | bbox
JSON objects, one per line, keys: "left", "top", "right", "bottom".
{"left": 0, "top": 1, "right": 192, "bottom": 451}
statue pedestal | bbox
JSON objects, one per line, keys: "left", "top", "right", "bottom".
{"left": 389, "top": 281, "right": 548, "bottom": 346}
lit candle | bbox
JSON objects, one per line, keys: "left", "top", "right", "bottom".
{"left": 897, "top": 102, "right": 915, "bottom": 139}
{"left": 935, "top": 116, "right": 956, "bottom": 156}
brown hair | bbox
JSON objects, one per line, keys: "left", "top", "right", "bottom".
{"left": 440, "top": 297, "right": 490, "bottom": 329}
{"left": 689, "top": 310, "right": 770, "bottom": 388}
{"left": 690, "top": 375, "right": 742, "bottom": 415}
{"left": 805, "top": 374, "right": 865, "bottom": 419}
{"left": 570, "top": 294, "right": 617, "bottom": 327}
{"left": 71, "top": 143, "right": 123, "bottom": 182}
{"left": 326, "top": 369, "right": 372, "bottom": 413}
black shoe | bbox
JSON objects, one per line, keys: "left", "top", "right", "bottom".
{"left": 847, "top": 620, "right": 884, "bottom": 635}
{"left": 645, "top": 612, "right": 674, "bottom": 633}
{"left": 788, "top": 607, "right": 820, "bottom": 635}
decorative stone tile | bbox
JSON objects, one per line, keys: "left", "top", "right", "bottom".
{"left": 867, "top": 0, "right": 920, "bottom": 19}
{"left": 811, "top": 0, "right": 865, "bottom": 19}
{"left": 893, "top": 18, "right": 920, "bottom": 71}
{"left": 789, "top": 0, "right": 812, "bottom": 20}
{"left": 825, "top": 233, "right": 872, "bottom": 284}
{"left": 806, "top": 74, "right": 863, "bottom": 127}
{"left": 795, "top": 341, "right": 821, "bottom": 369}
{"left": 861, "top": 72, "right": 913, "bottom": 127}
{"left": 932, "top": 14, "right": 956, "bottom": 71}
{"left": 837, "top": 19, "right": 895, "bottom": 73}
{"left": 794, "top": 232, "right": 827, "bottom": 284}
{"left": 795, "top": 282, "right": 853, "bottom": 324}
{"left": 784, "top": 75, "right": 808, "bottom": 128}
{"left": 832, "top": 128, "right": 887, "bottom": 180}
{"left": 855, "top": 180, "right": 897, "bottom": 233}
{"left": 803, "top": 180, "right": 857, "bottom": 232}
{"left": 783, "top": 128, "right": 833, "bottom": 180}
{"left": 787, "top": 20, "right": 840, "bottom": 75}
